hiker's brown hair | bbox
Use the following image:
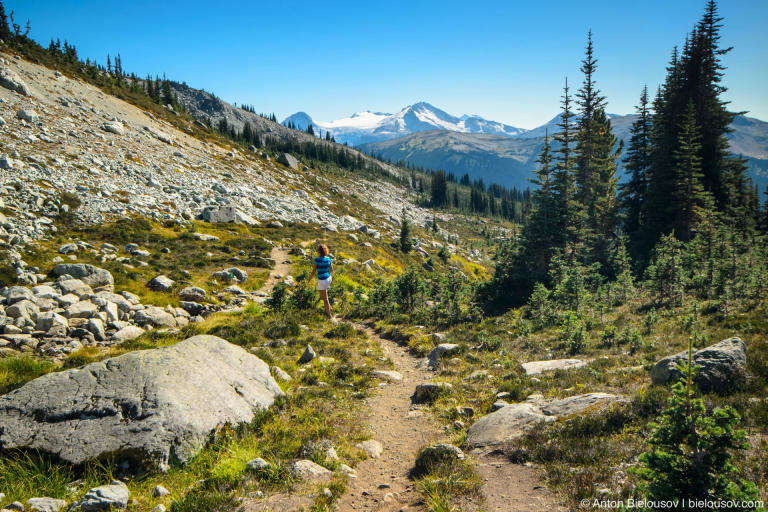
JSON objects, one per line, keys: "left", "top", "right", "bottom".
{"left": 317, "top": 244, "right": 329, "bottom": 257}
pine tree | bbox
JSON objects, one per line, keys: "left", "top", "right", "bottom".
{"left": 161, "top": 80, "right": 173, "bottom": 106}
{"left": 574, "top": 30, "right": 607, "bottom": 213}
{"left": 552, "top": 78, "right": 580, "bottom": 257}
{"left": 521, "top": 131, "right": 558, "bottom": 277}
{"left": 762, "top": 185, "right": 768, "bottom": 234}
{"left": 641, "top": 1, "right": 738, "bottom": 257}
{"left": 586, "top": 109, "right": 622, "bottom": 268}
{"left": 635, "top": 341, "right": 759, "bottom": 505}
{"left": 399, "top": 209, "right": 413, "bottom": 253}
{"left": 430, "top": 170, "right": 448, "bottom": 207}
{"left": 673, "top": 101, "right": 712, "bottom": 242}
{"left": 619, "top": 85, "right": 652, "bottom": 257}
{"left": 0, "top": 1, "right": 10, "bottom": 42}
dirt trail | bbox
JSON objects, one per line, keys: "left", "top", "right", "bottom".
{"left": 335, "top": 324, "right": 442, "bottom": 511}
{"left": 248, "top": 246, "right": 563, "bottom": 511}
{"left": 252, "top": 246, "right": 292, "bottom": 303}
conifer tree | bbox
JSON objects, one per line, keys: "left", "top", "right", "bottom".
{"left": 619, "top": 86, "right": 652, "bottom": 259}
{"left": 0, "top": 1, "right": 10, "bottom": 42}
{"left": 636, "top": 342, "right": 759, "bottom": 505}
{"left": 399, "top": 209, "right": 413, "bottom": 253}
{"left": 574, "top": 30, "right": 607, "bottom": 213}
{"left": 430, "top": 170, "right": 448, "bottom": 207}
{"left": 161, "top": 79, "right": 173, "bottom": 106}
{"left": 673, "top": 101, "right": 712, "bottom": 242}
{"left": 521, "top": 131, "right": 558, "bottom": 276}
{"left": 587, "top": 108, "right": 622, "bottom": 268}
{"left": 552, "top": 78, "right": 580, "bottom": 257}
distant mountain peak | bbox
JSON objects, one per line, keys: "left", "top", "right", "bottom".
{"left": 282, "top": 102, "right": 528, "bottom": 146}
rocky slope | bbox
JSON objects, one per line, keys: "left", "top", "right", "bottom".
{"left": 0, "top": 53, "right": 444, "bottom": 251}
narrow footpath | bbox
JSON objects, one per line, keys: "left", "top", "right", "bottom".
{"left": 250, "top": 244, "right": 564, "bottom": 511}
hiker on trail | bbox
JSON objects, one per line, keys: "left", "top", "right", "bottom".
{"left": 309, "top": 244, "right": 334, "bottom": 319}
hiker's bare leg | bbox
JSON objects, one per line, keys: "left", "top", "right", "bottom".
{"left": 319, "top": 290, "right": 332, "bottom": 318}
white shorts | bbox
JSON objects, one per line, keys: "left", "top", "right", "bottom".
{"left": 317, "top": 276, "right": 332, "bottom": 291}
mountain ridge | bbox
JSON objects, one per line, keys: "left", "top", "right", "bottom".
{"left": 358, "top": 115, "right": 768, "bottom": 191}
{"left": 283, "top": 102, "right": 527, "bottom": 145}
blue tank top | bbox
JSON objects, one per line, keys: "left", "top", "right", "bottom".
{"left": 314, "top": 256, "right": 332, "bottom": 280}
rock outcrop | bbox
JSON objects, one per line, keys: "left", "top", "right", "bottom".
{"left": 649, "top": 337, "right": 747, "bottom": 392}
{"left": 522, "top": 358, "right": 591, "bottom": 375}
{"left": 0, "top": 335, "right": 284, "bottom": 471}
{"left": 276, "top": 153, "right": 299, "bottom": 169}
{"left": 0, "top": 67, "right": 30, "bottom": 95}
{"left": 465, "top": 393, "right": 626, "bottom": 448}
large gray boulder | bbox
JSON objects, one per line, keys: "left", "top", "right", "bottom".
{"left": 650, "top": 337, "right": 747, "bottom": 393}
{"left": 276, "top": 153, "right": 299, "bottom": 169}
{"left": 133, "top": 306, "right": 176, "bottom": 328}
{"left": 522, "top": 359, "right": 591, "bottom": 375}
{"left": 0, "top": 335, "right": 284, "bottom": 471}
{"left": 199, "top": 206, "right": 258, "bottom": 225}
{"left": 465, "top": 393, "right": 625, "bottom": 448}
{"left": 0, "top": 67, "right": 31, "bottom": 95}
{"left": 52, "top": 264, "right": 114, "bottom": 289}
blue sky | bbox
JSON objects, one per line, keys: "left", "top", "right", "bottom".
{"left": 9, "top": 0, "right": 768, "bottom": 128}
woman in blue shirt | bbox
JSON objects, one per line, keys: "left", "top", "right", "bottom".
{"left": 309, "top": 244, "right": 334, "bottom": 319}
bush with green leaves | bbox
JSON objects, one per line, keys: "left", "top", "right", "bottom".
{"left": 288, "top": 284, "right": 317, "bottom": 310}
{"left": 265, "top": 283, "right": 289, "bottom": 312}
{"left": 634, "top": 345, "right": 760, "bottom": 507}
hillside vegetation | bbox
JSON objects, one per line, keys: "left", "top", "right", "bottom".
{"left": 0, "top": 1, "right": 767, "bottom": 512}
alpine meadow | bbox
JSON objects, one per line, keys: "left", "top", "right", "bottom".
{"left": 0, "top": 1, "right": 767, "bottom": 512}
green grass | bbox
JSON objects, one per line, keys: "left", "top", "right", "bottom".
{"left": 0, "top": 303, "right": 385, "bottom": 510}
{"left": 0, "top": 357, "right": 56, "bottom": 394}
{"left": 416, "top": 458, "right": 483, "bottom": 512}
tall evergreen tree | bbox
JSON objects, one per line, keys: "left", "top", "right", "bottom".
{"left": 552, "top": 78, "right": 580, "bottom": 258}
{"left": 673, "top": 101, "right": 712, "bottom": 242}
{"left": 399, "top": 209, "right": 413, "bottom": 253}
{"left": 521, "top": 131, "right": 558, "bottom": 277}
{"left": 619, "top": 85, "right": 653, "bottom": 257}
{"left": 0, "top": 1, "right": 10, "bottom": 41}
{"left": 641, "top": 1, "right": 738, "bottom": 257}
{"left": 574, "top": 30, "right": 607, "bottom": 214}
{"left": 586, "top": 108, "right": 622, "bottom": 268}
{"left": 430, "top": 170, "right": 448, "bottom": 207}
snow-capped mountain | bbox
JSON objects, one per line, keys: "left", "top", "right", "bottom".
{"left": 282, "top": 102, "right": 527, "bottom": 146}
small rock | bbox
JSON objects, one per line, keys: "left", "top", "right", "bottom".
{"left": 288, "top": 459, "right": 332, "bottom": 482}
{"left": 151, "top": 485, "right": 170, "bottom": 498}
{"left": 413, "top": 382, "right": 452, "bottom": 403}
{"left": 178, "top": 287, "right": 205, "bottom": 302}
{"left": 58, "top": 243, "right": 78, "bottom": 255}
{"left": 246, "top": 457, "right": 270, "bottom": 471}
{"left": 148, "top": 275, "right": 175, "bottom": 293}
{"left": 16, "top": 109, "right": 39, "bottom": 123}
{"left": 71, "top": 480, "right": 130, "bottom": 511}
{"left": 27, "top": 497, "right": 67, "bottom": 512}
{"left": 298, "top": 344, "right": 316, "bottom": 364}
{"left": 276, "top": 153, "right": 299, "bottom": 169}
{"left": 356, "top": 439, "right": 383, "bottom": 458}
{"left": 102, "top": 121, "right": 124, "bottom": 135}
{"left": 372, "top": 370, "right": 403, "bottom": 382}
